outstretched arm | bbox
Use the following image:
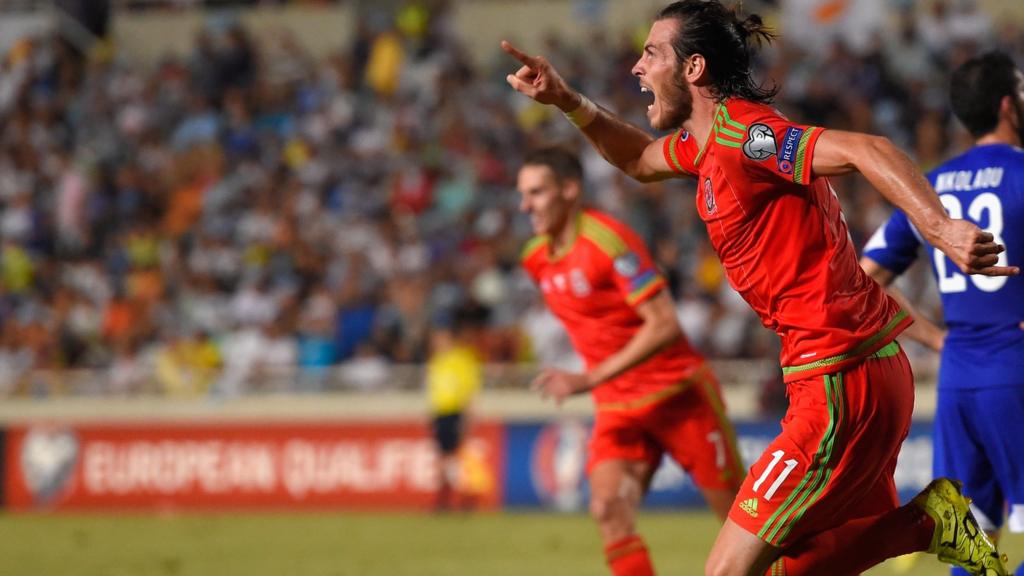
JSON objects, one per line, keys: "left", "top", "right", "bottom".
{"left": 531, "top": 290, "right": 682, "bottom": 405}
{"left": 812, "top": 130, "right": 1019, "bottom": 278}
{"left": 502, "top": 40, "right": 675, "bottom": 182}
{"left": 859, "top": 256, "right": 946, "bottom": 352}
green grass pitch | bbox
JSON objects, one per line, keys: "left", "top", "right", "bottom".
{"left": 1, "top": 511, "right": 1020, "bottom": 575}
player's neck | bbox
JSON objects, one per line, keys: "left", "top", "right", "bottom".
{"left": 970, "top": 129, "right": 1019, "bottom": 148}
{"left": 683, "top": 95, "right": 721, "bottom": 156}
{"left": 550, "top": 210, "right": 581, "bottom": 256}
{"left": 975, "top": 123, "right": 1021, "bottom": 148}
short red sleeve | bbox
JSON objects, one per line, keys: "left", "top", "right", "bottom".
{"left": 662, "top": 129, "right": 701, "bottom": 178}
{"left": 594, "top": 219, "right": 667, "bottom": 308}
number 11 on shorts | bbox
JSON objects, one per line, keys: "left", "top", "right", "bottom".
{"left": 752, "top": 450, "right": 798, "bottom": 501}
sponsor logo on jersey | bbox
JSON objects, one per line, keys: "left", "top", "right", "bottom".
{"left": 679, "top": 131, "right": 690, "bottom": 141}
{"left": 613, "top": 252, "right": 640, "bottom": 278}
{"left": 778, "top": 127, "right": 803, "bottom": 174}
{"left": 704, "top": 177, "right": 717, "bottom": 214}
{"left": 742, "top": 123, "right": 777, "bottom": 161}
{"left": 739, "top": 497, "right": 759, "bottom": 517}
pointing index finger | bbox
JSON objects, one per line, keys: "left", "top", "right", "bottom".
{"left": 974, "top": 265, "right": 1020, "bottom": 277}
{"left": 501, "top": 40, "right": 537, "bottom": 67}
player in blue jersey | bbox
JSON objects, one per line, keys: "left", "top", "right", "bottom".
{"left": 861, "top": 51, "right": 1024, "bottom": 576}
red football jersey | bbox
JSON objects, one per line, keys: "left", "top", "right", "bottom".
{"left": 663, "top": 98, "right": 911, "bottom": 382}
{"left": 521, "top": 209, "right": 705, "bottom": 404}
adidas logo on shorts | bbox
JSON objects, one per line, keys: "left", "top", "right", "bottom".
{"left": 739, "top": 498, "right": 759, "bottom": 518}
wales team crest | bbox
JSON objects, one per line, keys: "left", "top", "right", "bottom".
{"left": 704, "top": 178, "right": 716, "bottom": 214}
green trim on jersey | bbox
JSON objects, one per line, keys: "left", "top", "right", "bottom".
{"left": 770, "top": 371, "right": 845, "bottom": 544}
{"left": 579, "top": 213, "right": 628, "bottom": 259}
{"left": 780, "top": 310, "right": 908, "bottom": 376}
{"left": 793, "top": 126, "right": 819, "bottom": 185}
{"left": 718, "top": 104, "right": 748, "bottom": 133}
{"left": 758, "top": 372, "right": 844, "bottom": 545}
{"left": 667, "top": 129, "right": 688, "bottom": 173}
{"left": 712, "top": 105, "right": 747, "bottom": 149}
{"left": 716, "top": 124, "right": 745, "bottom": 140}
{"left": 714, "top": 134, "right": 743, "bottom": 149}
{"left": 520, "top": 235, "right": 549, "bottom": 262}
{"left": 870, "top": 340, "right": 901, "bottom": 359}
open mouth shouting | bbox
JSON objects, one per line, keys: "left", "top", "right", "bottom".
{"left": 641, "top": 84, "right": 656, "bottom": 114}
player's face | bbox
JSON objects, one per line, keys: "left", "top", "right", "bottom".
{"left": 517, "top": 165, "right": 575, "bottom": 237}
{"left": 632, "top": 19, "right": 693, "bottom": 131}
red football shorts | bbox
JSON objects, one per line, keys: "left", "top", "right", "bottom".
{"left": 588, "top": 365, "right": 745, "bottom": 492}
{"left": 728, "top": 341, "right": 914, "bottom": 548}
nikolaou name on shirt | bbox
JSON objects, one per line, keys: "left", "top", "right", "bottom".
{"left": 934, "top": 167, "right": 1004, "bottom": 193}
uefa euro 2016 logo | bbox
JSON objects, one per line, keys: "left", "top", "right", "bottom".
{"left": 531, "top": 420, "right": 588, "bottom": 511}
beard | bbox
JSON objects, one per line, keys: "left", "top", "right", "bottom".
{"left": 652, "top": 70, "right": 693, "bottom": 131}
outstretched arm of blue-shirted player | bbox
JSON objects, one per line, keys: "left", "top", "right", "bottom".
{"left": 859, "top": 209, "right": 946, "bottom": 352}
{"left": 812, "top": 130, "right": 1019, "bottom": 278}
{"left": 859, "top": 257, "right": 946, "bottom": 352}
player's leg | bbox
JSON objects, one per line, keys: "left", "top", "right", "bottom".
{"left": 706, "top": 431, "right": 929, "bottom": 576}
{"left": 936, "top": 387, "right": 1004, "bottom": 576}
{"left": 708, "top": 344, "right": 930, "bottom": 576}
{"left": 432, "top": 412, "right": 462, "bottom": 510}
{"left": 590, "top": 458, "right": 658, "bottom": 575}
{"left": 767, "top": 461, "right": 934, "bottom": 576}
{"left": 588, "top": 410, "right": 661, "bottom": 576}
{"left": 589, "top": 458, "right": 652, "bottom": 542}
{"left": 763, "top": 345, "right": 1006, "bottom": 575}
{"left": 650, "top": 368, "right": 744, "bottom": 521}
{"left": 704, "top": 488, "right": 738, "bottom": 522}
{"left": 945, "top": 385, "right": 1024, "bottom": 576}
{"left": 707, "top": 367, "right": 863, "bottom": 576}
{"left": 705, "top": 519, "right": 780, "bottom": 576}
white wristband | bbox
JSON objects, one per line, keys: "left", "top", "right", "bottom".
{"left": 563, "top": 94, "right": 598, "bottom": 129}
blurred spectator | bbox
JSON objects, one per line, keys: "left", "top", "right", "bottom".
{"left": 0, "top": 1, "right": 1015, "bottom": 401}
{"left": 154, "top": 329, "right": 221, "bottom": 396}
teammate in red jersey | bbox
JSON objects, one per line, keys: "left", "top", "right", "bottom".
{"left": 518, "top": 147, "right": 743, "bottom": 576}
{"left": 503, "top": 1, "right": 1015, "bottom": 575}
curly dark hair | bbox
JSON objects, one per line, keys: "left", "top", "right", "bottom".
{"left": 656, "top": 0, "right": 778, "bottom": 103}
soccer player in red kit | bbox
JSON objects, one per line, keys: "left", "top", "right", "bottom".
{"left": 503, "top": 1, "right": 1015, "bottom": 575}
{"left": 519, "top": 147, "right": 744, "bottom": 576}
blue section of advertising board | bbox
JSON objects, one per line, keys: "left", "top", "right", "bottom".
{"left": 504, "top": 420, "right": 935, "bottom": 510}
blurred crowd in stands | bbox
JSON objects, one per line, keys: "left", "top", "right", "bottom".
{"left": 0, "top": 0, "right": 1019, "bottom": 397}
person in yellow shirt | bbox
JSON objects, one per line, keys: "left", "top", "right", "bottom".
{"left": 154, "top": 329, "right": 222, "bottom": 397}
{"left": 426, "top": 303, "right": 488, "bottom": 511}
